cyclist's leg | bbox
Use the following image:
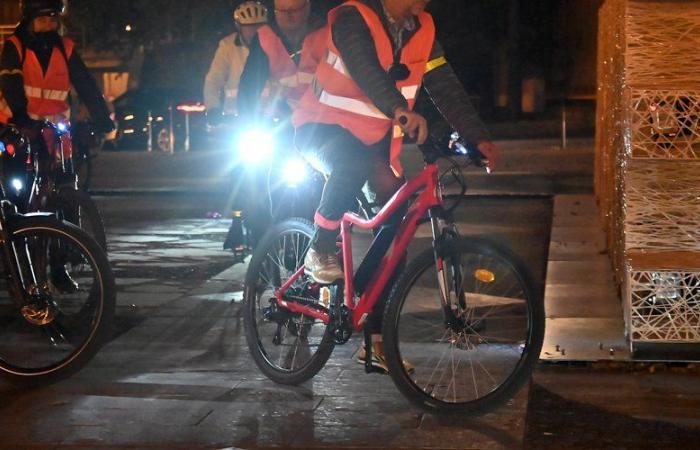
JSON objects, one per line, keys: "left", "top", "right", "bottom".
{"left": 295, "top": 124, "right": 378, "bottom": 283}
{"left": 243, "top": 169, "right": 273, "bottom": 248}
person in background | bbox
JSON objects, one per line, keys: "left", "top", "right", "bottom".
{"left": 204, "top": 1, "right": 269, "bottom": 123}
{"left": 0, "top": 0, "right": 113, "bottom": 135}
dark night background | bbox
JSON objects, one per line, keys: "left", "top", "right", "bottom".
{"left": 2, "top": 0, "right": 600, "bottom": 125}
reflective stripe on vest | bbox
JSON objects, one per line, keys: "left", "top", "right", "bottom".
{"left": 316, "top": 83, "right": 420, "bottom": 120}
{"left": 24, "top": 85, "right": 70, "bottom": 101}
{"left": 326, "top": 51, "right": 349, "bottom": 77}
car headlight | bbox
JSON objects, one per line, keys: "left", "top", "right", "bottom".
{"left": 283, "top": 159, "right": 308, "bottom": 186}
{"left": 237, "top": 128, "right": 274, "bottom": 163}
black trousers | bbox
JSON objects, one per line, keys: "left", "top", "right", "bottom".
{"left": 295, "top": 123, "right": 406, "bottom": 334}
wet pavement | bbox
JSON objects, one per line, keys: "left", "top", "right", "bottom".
{"left": 0, "top": 196, "right": 697, "bottom": 449}
{"left": 0, "top": 139, "right": 699, "bottom": 448}
{"left": 0, "top": 196, "right": 548, "bottom": 449}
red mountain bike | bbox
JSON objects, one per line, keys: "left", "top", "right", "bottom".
{"left": 243, "top": 135, "right": 544, "bottom": 415}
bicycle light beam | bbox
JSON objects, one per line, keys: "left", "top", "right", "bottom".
{"left": 237, "top": 128, "right": 274, "bottom": 164}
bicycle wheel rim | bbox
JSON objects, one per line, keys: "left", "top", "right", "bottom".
{"left": 0, "top": 226, "right": 106, "bottom": 376}
{"left": 389, "top": 243, "right": 537, "bottom": 408}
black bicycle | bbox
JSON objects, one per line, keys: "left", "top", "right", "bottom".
{"left": 0, "top": 127, "right": 115, "bottom": 384}
{"left": 3, "top": 121, "right": 107, "bottom": 250}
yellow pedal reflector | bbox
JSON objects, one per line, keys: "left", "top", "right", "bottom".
{"left": 475, "top": 269, "right": 496, "bottom": 283}
{"left": 320, "top": 287, "right": 331, "bottom": 308}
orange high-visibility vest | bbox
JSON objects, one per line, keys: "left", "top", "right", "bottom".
{"left": 292, "top": 1, "right": 435, "bottom": 176}
{"left": 0, "top": 36, "right": 74, "bottom": 124}
{"left": 257, "top": 24, "right": 329, "bottom": 114}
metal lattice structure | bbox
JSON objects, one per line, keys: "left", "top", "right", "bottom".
{"left": 629, "top": 270, "right": 700, "bottom": 341}
{"left": 625, "top": 161, "right": 700, "bottom": 252}
{"left": 629, "top": 91, "right": 700, "bottom": 159}
{"left": 597, "top": 0, "right": 700, "bottom": 350}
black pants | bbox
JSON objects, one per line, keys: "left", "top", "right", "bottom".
{"left": 295, "top": 123, "right": 406, "bottom": 333}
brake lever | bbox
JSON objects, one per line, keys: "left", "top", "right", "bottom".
{"left": 452, "top": 141, "right": 491, "bottom": 173}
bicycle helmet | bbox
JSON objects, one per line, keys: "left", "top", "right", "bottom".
{"left": 234, "top": 1, "right": 268, "bottom": 25}
{"left": 21, "top": 0, "right": 66, "bottom": 20}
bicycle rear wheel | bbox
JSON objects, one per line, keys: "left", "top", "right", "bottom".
{"left": 383, "top": 237, "right": 543, "bottom": 414}
{"left": 243, "top": 218, "right": 335, "bottom": 385}
{"left": 0, "top": 220, "right": 115, "bottom": 384}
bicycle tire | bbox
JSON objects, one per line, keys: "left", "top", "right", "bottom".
{"left": 243, "top": 217, "right": 335, "bottom": 385}
{"left": 382, "top": 236, "right": 544, "bottom": 414}
{"left": 51, "top": 188, "right": 107, "bottom": 251}
{"left": 0, "top": 219, "right": 115, "bottom": 384}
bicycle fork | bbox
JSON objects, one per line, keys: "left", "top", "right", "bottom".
{"left": 429, "top": 208, "right": 465, "bottom": 331}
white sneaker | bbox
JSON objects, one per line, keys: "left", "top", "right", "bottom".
{"left": 304, "top": 248, "right": 344, "bottom": 284}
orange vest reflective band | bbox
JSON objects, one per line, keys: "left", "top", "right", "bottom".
{"left": 257, "top": 25, "right": 329, "bottom": 113}
{"left": 0, "top": 36, "right": 74, "bottom": 124}
{"left": 293, "top": 1, "right": 435, "bottom": 176}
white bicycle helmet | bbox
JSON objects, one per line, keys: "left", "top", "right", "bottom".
{"left": 234, "top": 1, "right": 268, "bottom": 25}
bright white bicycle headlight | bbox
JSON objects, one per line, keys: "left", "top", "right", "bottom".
{"left": 11, "top": 178, "right": 23, "bottom": 192}
{"left": 236, "top": 128, "right": 274, "bottom": 164}
{"left": 282, "top": 159, "right": 308, "bottom": 186}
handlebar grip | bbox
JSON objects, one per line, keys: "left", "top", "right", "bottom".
{"left": 398, "top": 115, "right": 408, "bottom": 126}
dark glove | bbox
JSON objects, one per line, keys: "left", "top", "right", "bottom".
{"left": 9, "top": 111, "right": 36, "bottom": 129}
{"left": 11, "top": 115, "right": 45, "bottom": 142}
{"left": 206, "top": 108, "right": 223, "bottom": 127}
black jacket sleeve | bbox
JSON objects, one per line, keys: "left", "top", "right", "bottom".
{"left": 423, "top": 40, "right": 491, "bottom": 146}
{"left": 67, "top": 51, "right": 113, "bottom": 133}
{"left": 332, "top": 6, "right": 407, "bottom": 118}
{"left": 237, "top": 36, "right": 270, "bottom": 120}
{"left": 0, "top": 41, "right": 31, "bottom": 124}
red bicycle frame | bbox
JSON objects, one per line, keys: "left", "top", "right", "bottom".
{"left": 276, "top": 162, "right": 443, "bottom": 331}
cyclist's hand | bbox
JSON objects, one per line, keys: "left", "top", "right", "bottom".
{"left": 477, "top": 140, "right": 499, "bottom": 173}
{"left": 395, "top": 107, "right": 428, "bottom": 145}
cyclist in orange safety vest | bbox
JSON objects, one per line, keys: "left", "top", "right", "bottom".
{"left": 293, "top": 0, "right": 499, "bottom": 372}
{"left": 223, "top": 0, "right": 328, "bottom": 255}
{"left": 237, "top": 0, "right": 328, "bottom": 121}
{"left": 0, "top": 0, "right": 113, "bottom": 135}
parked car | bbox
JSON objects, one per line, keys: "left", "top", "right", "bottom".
{"left": 112, "top": 88, "right": 207, "bottom": 151}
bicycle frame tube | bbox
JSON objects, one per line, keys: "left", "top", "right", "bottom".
{"left": 343, "top": 164, "right": 441, "bottom": 330}
{"left": 275, "top": 163, "right": 442, "bottom": 331}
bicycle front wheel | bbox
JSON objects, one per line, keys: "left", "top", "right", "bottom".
{"left": 383, "top": 237, "right": 543, "bottom": 414}
{"left": 0, "top": 220, "right": 115, "bottom": 384}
